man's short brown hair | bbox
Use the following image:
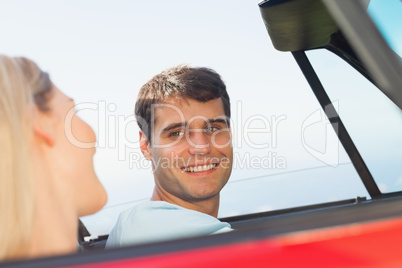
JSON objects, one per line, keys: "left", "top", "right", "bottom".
{"left": 135, "top": 65, "right": 230, "bottom": 142}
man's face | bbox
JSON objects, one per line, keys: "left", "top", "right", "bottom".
{"left": 142, "top": 97, "right": 233, "bottom": 203}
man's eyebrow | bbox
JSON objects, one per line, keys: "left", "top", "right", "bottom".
{"left": 208, "top": 118, "right": 229, "bottom": 126}
{"left": 161, "top": 122, "right": 186, "bottom": 133}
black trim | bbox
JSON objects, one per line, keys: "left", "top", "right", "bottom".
{"left": 291, "top": 50, "right": 382, "bottom": 199}
{"left": 78, "top": 219, "right": 91, "bottom": 244}
{"left": 381, "top": 190, "right": 402, "bottom": 199}
{"left": 229, "top": 195, "right": 402, "bottom": 232}
{"left": 258, "top": 0, "right": 292, "bottom": 8}
{"left": 325, "top": 31, "right": 375, "bottom": 85}
{"left": 221, "top": 196, "right": 366, "bottom": 225}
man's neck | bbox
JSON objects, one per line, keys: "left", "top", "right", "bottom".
{"left": 150, "top": 189, "right": 220, "bottom": 218}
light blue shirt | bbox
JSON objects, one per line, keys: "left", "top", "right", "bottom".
{"left": 106, "top": 201, "right": 232, "bottom": 248}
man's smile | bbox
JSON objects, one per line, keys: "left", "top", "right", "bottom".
{"left": 181, "top": 162, "right": 219, "bottom": 173}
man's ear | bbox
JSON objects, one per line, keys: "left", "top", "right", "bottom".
{"left": 139, "top": 131, "right": 152, "bottom": 160}
{"left": 32, "top": 107, "right": 55, "bottom": 147}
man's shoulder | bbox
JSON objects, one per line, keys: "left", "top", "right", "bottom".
{"left": 106, "top": 201, "right": 232, "bottom": 248}
{"left": 119, "top": 201, "right": 229, "bottom": 230}
{"left": 118, "top": 201, "right": 186, "bottom": 220}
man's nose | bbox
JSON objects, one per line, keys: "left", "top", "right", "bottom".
{"left": 188, "top": 130, "right": 211, "bottom": 155}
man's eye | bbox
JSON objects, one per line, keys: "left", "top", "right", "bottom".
{"left": 170, "top": 131, "right": 184, "bottom": 137}
{"left": 206, "top": 127, "right": 218, "bottom": 132}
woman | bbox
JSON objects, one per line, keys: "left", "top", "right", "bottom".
{"left": 0, "top": 55, "right": 107, "bottom": 261}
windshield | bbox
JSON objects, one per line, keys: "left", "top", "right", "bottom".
{"left": 307, "top": 46, "right": 402, "bottom": 193}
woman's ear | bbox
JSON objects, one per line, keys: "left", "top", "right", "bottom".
{"left": 139, "top": 131, "right": 152, "bottom": 160}
{"left": 32, "top": 107, "right": 55, "bottom": 147}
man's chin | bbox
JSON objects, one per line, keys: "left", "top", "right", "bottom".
{"left": 183, "top": 189, "right": 221, "bottom": 202}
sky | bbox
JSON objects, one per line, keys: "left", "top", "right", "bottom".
{"left": 368, "top": 0, "right": 402, "bottom": 56}
{"left": 1, "top": 0, "right": 400, "bottom": 236}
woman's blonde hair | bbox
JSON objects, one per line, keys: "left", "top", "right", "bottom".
{"left": 0, "top": 55, "right": 52, "bottom": 260}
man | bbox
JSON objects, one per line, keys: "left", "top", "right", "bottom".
{"left": 106, "top": 65, "right": 233, "bottom": 247}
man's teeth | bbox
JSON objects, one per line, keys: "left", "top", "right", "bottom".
{"left": 183, "top": 164, "right": 217, "bottom": 173}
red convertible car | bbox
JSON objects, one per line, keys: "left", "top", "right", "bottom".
{"left": 2, "top": 0, "right": 401, "bottom": 267}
